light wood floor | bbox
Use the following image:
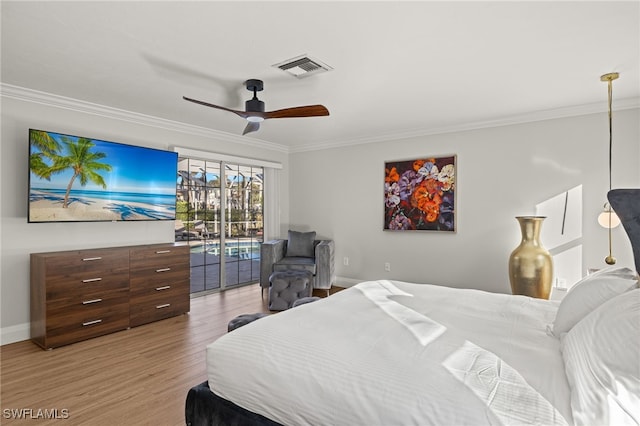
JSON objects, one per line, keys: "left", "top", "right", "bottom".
{"left": 0, "top": 283, "right": 271, "bottom": 425}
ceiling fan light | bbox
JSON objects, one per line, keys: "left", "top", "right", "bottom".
{"left": 246, "top": 116, "right": 264, "bottom": 123}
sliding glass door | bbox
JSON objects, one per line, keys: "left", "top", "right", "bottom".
{"left": 176, "top": 157, "right": 263, "bottom": 294}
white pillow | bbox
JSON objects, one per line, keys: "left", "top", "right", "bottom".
{"left": 560, "top": 288, "right": 640, "bottom": 426}
{"left": 551, "top": 266, "right": 637, "bottom": 336}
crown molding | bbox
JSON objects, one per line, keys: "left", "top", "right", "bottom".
{"left": 0, "top": 83, "right": 289, "bottom": 153}
{"left": 291, "top": 96, "right": 640, "bottom": 153}
{"left": 3, "top": 83, "right": 638, "bottom": 155}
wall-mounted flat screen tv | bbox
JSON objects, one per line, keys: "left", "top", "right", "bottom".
{"left": 28, "top": 129, "right": 178, "bottom": 223}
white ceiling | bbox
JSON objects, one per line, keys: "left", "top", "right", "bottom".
{"left": 2, "top": 1, "right": 639, "bottom": 152}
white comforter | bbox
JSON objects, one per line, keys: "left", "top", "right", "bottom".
{"left": 207, "top": 280, "right": 573, "bottom": 425}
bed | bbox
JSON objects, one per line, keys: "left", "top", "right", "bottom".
{"left": 186, "top": 189, "right": 640, "bottom": 426}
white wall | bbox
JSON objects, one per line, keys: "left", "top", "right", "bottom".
{"left": 288, "top": 109, "right": 640, "bottom": 292}
{"left": 0, "top": 94, "right": 290, "bottom": 343}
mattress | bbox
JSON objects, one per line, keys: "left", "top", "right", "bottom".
{"left": 206, "top": 280, "right": 573, "bottom": 425}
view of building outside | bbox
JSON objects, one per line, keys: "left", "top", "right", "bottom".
{"left": 175, "top": 157, "right": 263, "bottom": 294}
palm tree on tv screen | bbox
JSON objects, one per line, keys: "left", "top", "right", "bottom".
{"left": 29, "top": 130, "right": 62, "bottom": 180}
{"left": 49, "top": 137, "right": 112, "bottom": 208}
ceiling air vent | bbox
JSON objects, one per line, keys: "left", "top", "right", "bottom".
{"left": 273, "top": 55, "right": 333, "bottom": 78}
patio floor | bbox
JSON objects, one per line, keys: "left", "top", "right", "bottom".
{"left": 189, "top": 252, "right": 260, "bottom": 293}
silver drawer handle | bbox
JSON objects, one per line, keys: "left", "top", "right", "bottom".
{"left": 156, "top": 250, "right": 171, "bottom": 254}
{"left": 82, "top": 319, "right": 102, "bottom": 326}
{"left": 82, "top": 298, "right": 103, "bottom": 305}
{"left": 82, "top": 278, "right": 102, "bottom": 283}
{"left": 156, "top": 304, "right": 171, "bottom": 309}
{"left": 82, "top": 257, "right": 102, "bottom": 261}
{"left": 155, "top": 285, "right": 171, "bottom": 291}
{"left": 156, "top": 268, "right": 171, "bottom": 273}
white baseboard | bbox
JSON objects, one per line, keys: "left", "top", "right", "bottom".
{"left": 1, "top": 322, "right": 30, "bottom": 346}
{"left": 335, "top": 276, "right": 362, "bottom": 288}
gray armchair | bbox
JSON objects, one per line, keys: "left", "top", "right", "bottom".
{"left": 260, "top": 230, "right": 335, "bottom": 297}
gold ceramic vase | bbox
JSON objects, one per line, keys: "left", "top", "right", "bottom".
{"left": 508, "top": 216, "right": 553, "bottom": 299}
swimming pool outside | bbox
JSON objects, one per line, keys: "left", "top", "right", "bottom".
{"left": 190, "top": 239, "right": 261, "bottom": 259}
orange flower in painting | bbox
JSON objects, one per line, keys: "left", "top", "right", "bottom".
{"left": 424, "top": 193, "right": 442, "bottom": 222}
{"left": 412, "top": 160, "right": 426, "bottom": 172}
{"left": 410, "top": 184, "right": 427, "bottom": 210}
{"left": 423, "top": 178, "right": 442, "bottom": 196}
{"left": 385, "top": 166, "right": 400, "bottom": 183}
{"left": 411, "top": 182, "right": 442, "bottom": 222}
{"left": 426, "top": 204, "right": 439, "bottom": 221}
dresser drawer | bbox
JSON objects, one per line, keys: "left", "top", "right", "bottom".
{"left": 129, "top": 245, "right": 188, "bottom": 269}
{"left": 129, "top": 279, "right": 188, "bottom": 299}
{"left": 129, "top": 266, "right": 189, "bottom": 290}
{"left": 43, "top": 249, "right": 129, "bottom": 277}
{"left": 47, "top": 288, "right": 130, "bottom": 317}
{"left": 129, "top": 289, "right": 189, "bottom": 327}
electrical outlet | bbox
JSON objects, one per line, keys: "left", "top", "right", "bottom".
{"left": 384, "top": 262, "right": 391, "bottom": 272}
{"left": 556, "top": 278, "right": 567, "bottom": 290}
{"left": 343, "top": 257, "right": 349, "bottom": 266}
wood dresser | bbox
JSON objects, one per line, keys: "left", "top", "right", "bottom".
{"left": 30, "top": 243, "right": 189, "bottom": 349}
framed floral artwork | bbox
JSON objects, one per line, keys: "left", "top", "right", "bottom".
{"left": 384, "top": 155, "right": 456, "bottom": 232}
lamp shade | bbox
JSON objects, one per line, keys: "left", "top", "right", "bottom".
{"left": 597, "top": 204, "right": 621, "bottom": 228}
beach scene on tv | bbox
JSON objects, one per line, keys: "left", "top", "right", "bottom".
{"left": 29, "top": 129, "right": 178, "bottom": 222}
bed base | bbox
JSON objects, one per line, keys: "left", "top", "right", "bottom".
{"left": 185, "top": 381, "right": 282, "bottom": 426}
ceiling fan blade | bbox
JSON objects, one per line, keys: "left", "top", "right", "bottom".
{"left": 263, "top": 105, "right": 330, "bottom": 119}
{"left": 242, "top": 121, "right": 260, "bottom": 135}
{"left": 183, "top": 96, "right": 249, "bottom": 119}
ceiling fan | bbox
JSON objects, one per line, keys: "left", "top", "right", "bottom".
{"left": 183, "top": 79, "right": 330, "bottom": 135}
